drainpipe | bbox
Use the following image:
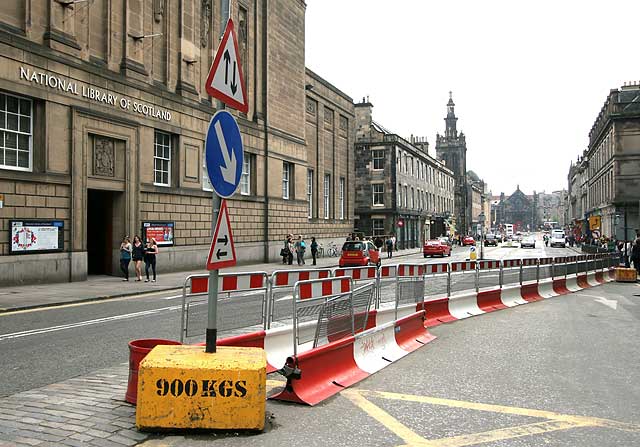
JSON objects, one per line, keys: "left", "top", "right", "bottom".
{"left": 262, "top": 0, "right": 270, "bottom": 262}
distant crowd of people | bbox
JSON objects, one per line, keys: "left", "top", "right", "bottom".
{"left": 119, "top": 236, "right": 159, "bottom": 282}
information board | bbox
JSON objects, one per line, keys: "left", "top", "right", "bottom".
{"left": 10, "top": 220, "right": 64, "bottom": 254}
{"left": 142, "top": 221, "right": 175, "bottom": 246}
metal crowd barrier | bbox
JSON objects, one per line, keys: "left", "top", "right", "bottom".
{"left": 500, "top": 259, "right": 521, "bottom": 287}
{"left": 292, "top": 277, "right": 354, "bottom": 354}
{"left": 179, "top": 253, "right": 620, "bottom": 343}
{"left": 267, "top": 268, "right": 332, "bottom": 329}
{"left": 520, "top": 258, "right": 538, "bottom": 284}
{"left": 477, "top": 260, "right": 501, "bottom": 292}
{"left": 423, "top": 262, "right": 450, "bottom": 300}
{"left": 179, "top": 271, "right": 269, "bottom": 342}
{"left": 449, "top": 261, "right": 477, "bottom": 296}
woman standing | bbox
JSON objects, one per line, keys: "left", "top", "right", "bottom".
{"left": 144, "top": 238, "right": 159, "bottom": 282}
{"left": 119, "top": 237, "right": 132, "bottom": 281}
{"left": 131, "top": 235, "right": 145, "bottom": 281}
{"left": 295, "top": 235, "right": 306, "bottom": 265}
{"left": 310, "top": 237, "right": 318, "bottom": 265}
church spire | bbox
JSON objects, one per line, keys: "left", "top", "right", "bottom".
{"left": 445, "top": 91, "right": 458, "bottom": 139}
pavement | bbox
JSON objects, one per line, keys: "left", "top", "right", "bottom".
{"left": 0, "top": 247, "right": 422, "bottom": 313}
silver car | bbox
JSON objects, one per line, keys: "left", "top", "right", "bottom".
{"left": 520, "top": 234, "right": 536, "bottom": 248}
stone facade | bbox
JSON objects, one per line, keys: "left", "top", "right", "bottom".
{"left": 435, "top": 92, "right": 468, "bottom": 234}
{"left": 494, "top": 187, "right": 537, "bottom": 232}
{"left": 0, "top": 1, "right": 355, "bottom": 285}
{"left": 581, "top": 83, "right": 640, "bottom": 241}
{"left": 353, "top": 100, "right": 455, "bottom": 249}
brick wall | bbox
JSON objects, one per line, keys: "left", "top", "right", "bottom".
{"left": 0, "top": 180, "right": 71, "bottom": 255}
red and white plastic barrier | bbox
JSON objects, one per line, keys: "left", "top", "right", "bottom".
{"left": 334, "top": 266, "right": 378, "bottom": 281}
{"left": 423, "top": 298, "right": 457, "bottom": 327}
{"left": 478, "top": 260, "right": 500, "bottom": 270}
{"left": 424, "top": 263, "right": 449, "bottom": 274}
{"left": 477, "top": 289, "right": 506, "bottom": 312}
{"left": 219, "top": 272, "right": 268, "bottom": 292}
{"left": 448, "top": 291, "right": 484, "bottom": 319}
{"left": 397, "top": 264, "right": 425, "bottom": 277}
{"left": 270, "top": 311, "right": 435, "bottom": 406}
{"left": 297, "top": 277, "right": 351, "bottom": 300}
{"left": 502, "top": 259, "right": 521, "bottom": 268}
{"left": 500, "top": 284, "right": 527, "bottom": 306}
{"left": 450, "top": 261, "right": 476, "bottom": 272}
{"left": 272, "top": 269, "right": 332, "bottom": 287}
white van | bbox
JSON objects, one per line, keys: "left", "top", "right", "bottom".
{"left": 550, "top": 230, "right": 566, "bottom": 248}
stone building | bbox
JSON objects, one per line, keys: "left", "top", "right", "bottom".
{"left": 536, "top": 190, "right": 568, "bottom": 228}
{"left": 353, "top": 99, "right": 455, "bottom": 249}
{"left": 0, "top": 1, "right": 355, "bottom": 285}
{"left": 435, "top": 92, "right": 468, "bottom": 233}
{"left": 494, "top": 186, "right": 537, "bottom": 232}
{"left": 466, "top": 170, "right": 488, "bottom": 235}
{"left": 580, "top": 82, "right": 640, "bottom": 240}
{"left": 567, "top": 154, "right": 589, "bottom": 240}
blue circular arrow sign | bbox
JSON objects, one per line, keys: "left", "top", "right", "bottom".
{"left": 205, "top": 110, "right": 244, "bottom": 198}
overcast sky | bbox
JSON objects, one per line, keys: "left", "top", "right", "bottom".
{"left": 305, "top": 0, "right": 639, "bottom": 197}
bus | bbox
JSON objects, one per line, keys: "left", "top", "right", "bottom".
{"left": 504, "top": 224, "right": 514, "bottom": 237}
{"left": 543, "top": 221, "right": 560, "bottom": 231}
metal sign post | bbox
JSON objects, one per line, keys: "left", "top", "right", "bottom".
{"left": 206, "top": 194, "right": 221, "bottom": 353}
{"left": 203, "top": 19, "right": 245, "bottom": 354}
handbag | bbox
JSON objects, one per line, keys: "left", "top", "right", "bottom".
{"left": 280, "top": 248, "right": 288, "bottom": 256}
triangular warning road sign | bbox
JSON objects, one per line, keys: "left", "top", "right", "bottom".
{"left": 206, "top": 199, "right": 237, "bottom": 270}
{"left": 205, "top": 19, "right": 248, "bottom": 113}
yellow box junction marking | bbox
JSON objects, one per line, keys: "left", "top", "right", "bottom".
{"left": 136, "top": 345, "right": 266, "bottom": 430}
{"left": 342, "top": 388, "right": 640, "bottom": 447}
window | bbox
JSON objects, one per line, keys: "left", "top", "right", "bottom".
{"left": 404, "top": 185, "right": 408, "bottom": 208}
{"left": 324, "top": 174, "right": 330, "bottom": 219}
{"left": 240, "top": 155, "right": 251, "bottom": 195}
{"left": 372, "top": 183, "right": 384, "bottom": 206}
{"left": 397, "top": 184, "right": 402, "bottom": 207}
{"left": 339, "top": 177, "right": 345, "bottom": 219}
{"left": 411, "top": 188, "right": 415, "bottom": 209}
{"left": 154, "top": 131, "right": 171, "bottom": 186}
{"left": 372, "top": 219, "right": 384, "bottom": 236}
{"left": 282, "top": 161, "right": 291, "bottom": 199}
{"left": 307, "top": 170, "right": 313, "bottom": 218}
{"left": 0, "top": 93, "right": 32, "bottom": 171}
{"left": 372, "top": 149, "right": 385, "bottom": 170}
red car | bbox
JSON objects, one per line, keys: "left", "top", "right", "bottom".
{"left": 423, "top": 239, "right": 451, "bottom": 257}
{"left": 339, "top": 241, "right": 381, "bottom": 267}
{"left": 462, "top": 236, "right": 476, "bottom": 246}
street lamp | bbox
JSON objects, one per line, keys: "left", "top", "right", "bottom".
{"left": 479, "top": 212, "right": 485, "bottom": 260}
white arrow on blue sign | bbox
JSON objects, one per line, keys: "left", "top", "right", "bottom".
{"left": 205, "top": 110, "right": 244, "bottom": 198}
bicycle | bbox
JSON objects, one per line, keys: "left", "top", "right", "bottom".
{"left": 325, "top": 242, "right": 340, "bottom": 257}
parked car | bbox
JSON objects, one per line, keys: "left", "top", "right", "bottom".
{"left": 462, "top": 236, "right": 476, "bottom": 246}
{"left": 423, "top": 239, "right": 452, "bottom": 257}
{"left": 484, "top": 234, "right": 498, "bottom": 247}
{"left": 520, "top": 234, "right": 536, "bottom": 248}
{"left": 339, "top": 240, "right": 381, "bottom": 267}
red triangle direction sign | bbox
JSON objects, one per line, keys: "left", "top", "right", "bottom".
{"left": 206, "top": 199, "right": 237, "bottom": 270}
{"left": 205, "top": 19, "right": 248, "bottom": 113}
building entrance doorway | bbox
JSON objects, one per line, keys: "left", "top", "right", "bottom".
{"left": 87, "top": 189, "right": 124, "bottom": 275}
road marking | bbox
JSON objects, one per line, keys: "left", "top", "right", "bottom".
{"left": 163, "top": 294, "right": 183, "bottom": 300}
{"left": 417, "top": 420, "right": 590, "bottom": 447}
{"left": 0, "top": 305, "right": 181, "bottom": 341}
{"left": 361, "top": 389, "right": 640, "bottom": 433}
{"left": 593, "top": 296, "right": 618, "bottom": 310}
{"left": 342, "top": 389, "right": 431, "bottom": 446}
{"left": 276, "top": 294, "right": 293, "bottom": 302}
{"left": 0, "top": 288, "right": 182, "bottom": 316}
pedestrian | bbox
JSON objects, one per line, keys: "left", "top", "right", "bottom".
{"left": 144, "top": 237, "right": 159, "bottom": 282}
{"left": 374, "top": 236, "right": 383, "bottom": 250}
{"left": 385, "top": 236, "right": 393, "bottom": 258}
{"left": 131, "top": 235, "right": 145, "bottom": 281}
{"left": 310, "top": 237, "right": 318, "bottom": 265}
{"left": 295, "top": 235, "right": 306, "bottom": 265}
{"left": 391, "top": 235, "right": 396, "bottom": 251}
{"left": 631, "top": 238, "right": 640, "bottom": 277}
{"left": 119, "top": 236, "right": 132, "bottom": 281}
{"left": 281, "top": 234, "right": 291, "bottom": 264}
{"left": 287, "top": 235, "right": 294, "bottom": 265}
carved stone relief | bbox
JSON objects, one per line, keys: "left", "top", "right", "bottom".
{"left": 93, "top": 136, "right": 115, "bottom": 177}
{"left": 201, "top": 0, "right": 212, "bottom": 47}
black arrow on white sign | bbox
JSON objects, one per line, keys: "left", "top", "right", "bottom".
{"left": 216, "top": 248, "right": 227, "bottom": 259}
{"left": 223, "top": 50, "right": 231, "bottom": 84}
{"left": 217, "top": 235, "right": 228, "bottom": 245}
